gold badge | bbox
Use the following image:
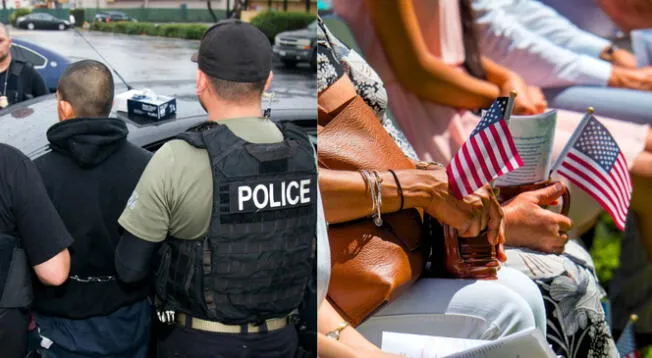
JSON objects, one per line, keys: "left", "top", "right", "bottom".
{"left": 0, "top": 96, "right": 8, "bottom": 109}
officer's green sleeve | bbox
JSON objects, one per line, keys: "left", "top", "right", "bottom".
{"left": 118, "top": 143, "right": 175, "bottom": 243}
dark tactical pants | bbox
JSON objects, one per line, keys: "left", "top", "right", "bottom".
{"left": 0, "top": 308, "right": 29, "bottom": 358}
{"left": 157, "top": 324, "right": 298, "bottom": 358}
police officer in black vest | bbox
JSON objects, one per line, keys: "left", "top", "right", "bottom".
{"left": 0, "top": 143, "right": 72, "bottom": 358}
{"left": 0, "top": 24, "right": 49, "bottom": 109}
{"left": 115, "top": 19, "right": 316, "bottom": 357}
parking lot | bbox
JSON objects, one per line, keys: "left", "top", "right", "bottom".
{"left": 9, "top": 27, "right": 315, "bottom": 95}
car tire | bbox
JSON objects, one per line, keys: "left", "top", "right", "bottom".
{"left": 58, "top": 24, "right": 65, "bottom": 31}
{"left": 27, "top": 23, "right": 34, "bottom": 30}
{"left": 282, "top": 59, "right": 298, "bottom": 68}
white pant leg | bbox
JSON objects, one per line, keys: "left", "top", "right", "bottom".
{"left": 357, "top": 267, "right": 543, "bottom": 347}
{"left": 493, "top": 265, "right": 547, "bottom": 336}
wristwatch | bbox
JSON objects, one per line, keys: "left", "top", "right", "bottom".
{"left": 325, "top": 322, "right": 350, "bottom": 341}
{"left": 600, "top": 43, "right": 619, "bottom": 62}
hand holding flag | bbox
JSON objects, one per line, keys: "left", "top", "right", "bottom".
{"left": 447, "top": 95, "right": 523, "bottom": 199}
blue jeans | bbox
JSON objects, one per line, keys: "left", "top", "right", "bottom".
{"left": 35, "top": 299, "right": 151, "bottom": 358}
{"left": 544, "top": 86, "right": 652, "bottom": 125}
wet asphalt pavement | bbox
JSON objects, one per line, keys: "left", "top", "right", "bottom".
{"left": 10, "top": 27, "right": 315, "bottom": 92}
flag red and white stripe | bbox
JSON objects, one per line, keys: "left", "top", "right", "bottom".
{"left": 447, "top": 97, "right": 523, "bottom": 199}
{"left": 554, "top": 115, "right": 632, "bottom": 230}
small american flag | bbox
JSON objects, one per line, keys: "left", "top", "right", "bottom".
{"left": 554, "top": 114, "right": 631, "bottom": 230}
{"left": 447, "top": 97, "right": 523, "bottom": 199}
{"left": 616, "top": 315, "right": 640, "bottom": 358}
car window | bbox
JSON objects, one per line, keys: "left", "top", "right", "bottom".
{"left": 34, "top": 13, "right": 53, "bottom": 20}
{"left": 11, "top": 45, "right": 47, "bottom": 68}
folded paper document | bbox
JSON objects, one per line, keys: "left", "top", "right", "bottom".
{"left": 495, "top": 110, "right": 557, "bottom": 187}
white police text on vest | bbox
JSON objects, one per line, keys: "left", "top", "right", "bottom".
{"left": 233, "top": 178, "right": 312, "bottom": 213}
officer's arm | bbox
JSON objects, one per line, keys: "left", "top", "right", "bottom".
{"left": 115, "top": 230, "right": 161, "bottom": 283}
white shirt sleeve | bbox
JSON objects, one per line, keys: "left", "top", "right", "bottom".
{"left": 472, "top": 0, "right": 612, "bottom": 88}
{"left": 503, "top": 0, "right": 610, "bottom": 57}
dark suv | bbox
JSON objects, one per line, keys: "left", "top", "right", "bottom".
{"left": 273, "top": 20, "right": 317, "bottom": 69}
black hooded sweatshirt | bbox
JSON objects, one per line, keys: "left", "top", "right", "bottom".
{"left": 33, "top": 117, "right": 152, "bottom": 319}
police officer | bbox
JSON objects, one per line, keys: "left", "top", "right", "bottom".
{"left": 0, "top": 24, "right": 49, "bottom": 109}
{"left": 0, "top": 143, "right": 72, "bottom": 358}
{"left": 115, "top": 19, "right": 316, "bottom": 358}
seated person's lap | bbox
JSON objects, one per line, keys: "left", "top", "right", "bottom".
{"left": 356, "top": 267, "right": 545, "bottom": 347}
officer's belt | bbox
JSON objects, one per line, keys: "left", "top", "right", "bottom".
{"left": 176, "top": 312, "right": 288, "bottom": 334}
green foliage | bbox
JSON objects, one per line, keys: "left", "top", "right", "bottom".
{"left": 112, "top": 22, "right": 129, "bottom": 34}
{"left": 9, "top": 8, "right": 31, "bottom": 26}
{"left": 141, "top": 23, "right": 160, "bottom": 36}
{"left": 158, "top": 24, "right": 184, "bottom": 38}
{"left": 183, "top": 24, "right": 208, "bottom": 40}
{"left": 70, "top": 9, "right": 85, "bottom": 27}
{"left": 591, "top": 214, "right": 623, "bottom": 284}
{"left": 250, "top": 11, "right": 316, "bottom": 43}
{"left": 88, "top": 21, "right": 208, "bottom": 40}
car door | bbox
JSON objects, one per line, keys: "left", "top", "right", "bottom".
{"left": 43, "top": 14, "right": 58, "bottom": 30}
{"left": 31, "top": 14, "right": 47, "bottom": 29}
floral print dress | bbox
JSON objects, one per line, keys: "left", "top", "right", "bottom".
{"left": 317, "top": 17, "right": 619, "bottom": 358}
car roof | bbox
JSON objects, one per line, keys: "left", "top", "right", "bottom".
{"left": 11, "top": 38, "right": 71, "bottom": 63}
{"left": 0, "top": 79, "right": 316, "bottom": 159}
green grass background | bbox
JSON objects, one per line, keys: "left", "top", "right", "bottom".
{"left": 591, "top": 215, "right": 652, "bottom": 357}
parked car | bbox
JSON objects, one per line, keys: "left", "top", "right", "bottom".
{"left": 94, "top": 11, "right": 138, "bottom": 23}
{"left": 10, "top": 39, "right": 72, "bottom": 92}
{"left": 0, "top": 80, "right": 316, "bottom": 159}
{"left": 15, "top": 13, "right": 71, "bottom": 31}
{"left": 273, "top": 20, "right": 317, "bottom": 69}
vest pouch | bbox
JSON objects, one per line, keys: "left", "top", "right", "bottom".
{"left": 154, "top": 244, "right": 172, "bottom": 306}
{"left": 0, "top": 233, "right": 32, "bottom": 308}
{"left": 158, "top": 238, "right": 207, "bottom": 317}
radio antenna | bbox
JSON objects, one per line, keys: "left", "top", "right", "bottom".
{"left": 72, "top": 27, "right": 133, "bottom": 90}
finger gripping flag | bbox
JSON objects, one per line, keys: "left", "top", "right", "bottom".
{"left": 447, "top": 97, "right": 523, "bottom": 199}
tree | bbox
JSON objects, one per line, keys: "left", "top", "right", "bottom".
{"left": 207, "top": 0, "right": 217, "bottom": 22}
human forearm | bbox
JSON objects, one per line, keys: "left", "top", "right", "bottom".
{"left": 364, "top": 0, "right": 499, "bottom": 109}
{"left": 481, "top": 57, "right": 511, "bottom": 86}
{"left": 115, "top": 231, "right": 161, "bottom": 283}
{"left": 318, "top": 168, "right": 438, "bottom": 224}
{"left": 318, "top": 334, "right": 358, "bottom": 358}
{"left": 318, "top": 300, "right": 381, "bottom": 352}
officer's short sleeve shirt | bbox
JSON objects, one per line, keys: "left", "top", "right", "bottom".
{"left": 0, "top": 144, "right": 73, "bottom": 265}
{"left": 118, "top": 117, "right": 284, "bottom": 243}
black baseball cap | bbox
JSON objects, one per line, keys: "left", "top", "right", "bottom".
{"left": 191, "top": 19, "right": 272, "bottom": 83}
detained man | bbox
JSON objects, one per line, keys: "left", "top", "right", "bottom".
{"left": 31, "top": 60, "right": 153, "bottom": 358}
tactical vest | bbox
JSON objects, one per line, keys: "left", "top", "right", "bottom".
{"left": 0, "top": 232, "right": 33, "bottom": 308}
{"left": 155, "top": 121, "right": 317, "bottom": 325}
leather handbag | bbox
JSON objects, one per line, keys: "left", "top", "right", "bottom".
{"left": 318, "top": 75, "right": 430, "bottom": 326}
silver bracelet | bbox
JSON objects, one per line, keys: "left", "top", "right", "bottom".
{"left": 360, "top": 170, "right": 384, "bottom": 227}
